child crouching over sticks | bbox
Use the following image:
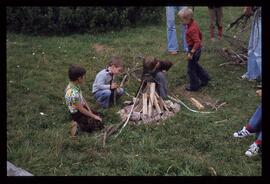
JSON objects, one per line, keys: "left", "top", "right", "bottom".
{"left": 142, "top": 56, "right": 173, "bottom": 99}
{"left": 92, "top": 56, "right": 124, "bottom": 108}
{"left": 65, "top": 64, "right": 104, "bottom": 137}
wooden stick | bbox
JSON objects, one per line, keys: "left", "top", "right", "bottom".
{"left": 133, "top": 98, "right": 143, "bottom": 112}
{"left": 190, "top": 97, "right": 205, "bottom": 110}
{"left": 148, "top": 96, "right": 152, "bottom": 117}
{"left": 103, "top": 123, "right": 123, "bottom": 146}
{"left": 131, "top": 73, "right": 141, "bottom": 82}
{"left": 156, "top": 94, "right": 164, "bottom": 111}
{"left": 153, "top": 95, "right": 162, "bottom": 114}
{"left": 102, "top": 131, "right": 107, "bottom": 148}
{"left": 214, "top": 119, "right": 228, "bottom": 124}
{"left": 216, "top": 102, "right": 227, "bottom": 110}
{"left": 158, "top": 93, "right": 169, "bottom": 111}
{"left": 120, "top": 72, "right": 129, "bottom": 88}
{"left": 168, "top": 95, "right": 213, "bottom": 114}
{"left": 219, "top": 62, "right": 232, "bottom": 67}
{"left": 119, "top": 67, "right": 142, "bottom": 77}
{"left": 143, "top": 93, "right": 148, "bottom": 115}
{"left": 115, "top": 79, "right": 145, "bottom": 138}
{"left": 148, "top": 83, "right": 155, "bottom": 117}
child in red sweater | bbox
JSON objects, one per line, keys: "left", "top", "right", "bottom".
{"left": 178, "top": 8, "right": 210, "bottom": 91}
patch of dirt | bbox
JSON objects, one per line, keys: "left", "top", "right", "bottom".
{"left": 92, "top": 43, "right": 113, "bottom": 54}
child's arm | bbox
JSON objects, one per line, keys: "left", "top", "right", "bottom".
{"left": 94, "top": 72, "right": 111, "bottom": 90}
{"left": 189, "top": 30, "right": 201, "bottom": 54}
{"left": 82, "top": 96, "right": 91, "bottom": 111}
{"left": 75, "top": 103, "right": 102, "bottom": 121}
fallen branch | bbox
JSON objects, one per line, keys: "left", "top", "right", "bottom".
{"left": 131, "top": 73, "right": 141, "bottom": 82}
{"left": 168, "top": 95, "right": 213, "bottom": 114}
{"left": 215, "top": 102, "right": 227, "bottom": 110}
{"left": 102, "top": 123, "right": 123, "bottom": 146}
{"left": 120, "top": 68, "right": 130, "bottom": 88}
{"left": 214, "top": 119, "right": 228, "bottom": 124}
{"left": 208, "top": 167, "right": 217, "bottom": 176}
{"left": 102, "top": 131, "right": 107, "bottom": 148}
{"left": 190, "top": 97, "right": 205, "bottom": 110}
{"left": 114, "top": 79, "right": 146, "bottom": 138}
{"left": 119, "top": 67, "right": 142, "bottom": 77}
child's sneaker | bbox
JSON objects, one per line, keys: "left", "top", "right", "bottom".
{"left": 245, "top": 142, "right": 261, "bottom": 157}
{"left": 233, "top": 126, "right": 254, "bottom": 138}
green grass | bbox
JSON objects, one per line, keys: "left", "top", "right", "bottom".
{"left": 7, "top": 7, "right": 261, "bottom": 176}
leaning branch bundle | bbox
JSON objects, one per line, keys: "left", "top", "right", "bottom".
{"left": 218, "top": 34, "right": 248, "bottom": 66}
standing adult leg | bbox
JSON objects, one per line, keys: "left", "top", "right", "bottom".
{"left": 246, "top": 104, "right": 262, "bottom": 132}
{"left": 208, "top": 7, "right": 215, "bottom": 41}
{"left": 244, "top": 14, "right": 261, "bottom": 80}
{"left": 216, "top": 7, "right": 223, "bottom": 40}
{"left": 176, "top": 6, "right": 188, "bottom": 52}
{"left": 166, "top": 6, "right": 179, "bottom": 53}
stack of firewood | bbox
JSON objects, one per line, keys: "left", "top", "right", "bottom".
{"left": 117, "top": 82, "right": 180, "bottom": 125}
{"left": 218, "top": 47, "right": 247, "bottom": 66}
{"left": 218, "top": 34, "right": 248, "bottom": 66}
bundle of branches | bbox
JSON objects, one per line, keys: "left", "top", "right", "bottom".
{"left": 227, "top": 13, "right": 252, "bottom": 33}
{"left": 226, "top": 7, "right": 258, "bottom": 33}
{"left": 217, "top": 34, "right": 248, "bottom": 66}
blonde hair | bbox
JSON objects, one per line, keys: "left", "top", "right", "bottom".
{"left": 107, "top": 56, "right": 123, "bottom": 68}
{"left": 178, "top": 7, "right": 193, "bottom": 20}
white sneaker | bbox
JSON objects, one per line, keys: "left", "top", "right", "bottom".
{"left": 233, "top": 126, "right": 254, "bottom": 138}
{"left": 241, "top": 73, "right": 248, "bottom": 79}
{"left": 245, "top": 142, "right": 261, "bottom": 157}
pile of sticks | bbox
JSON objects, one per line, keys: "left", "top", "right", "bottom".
{"left": 117, "top": 82, "right": 180, "bottom": 125}
{"left": 218, "top": 34, "right": 248, "bottom": 66}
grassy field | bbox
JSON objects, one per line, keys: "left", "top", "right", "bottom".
{"left": 7, "top": 7, "right": 261, "bottom": 176}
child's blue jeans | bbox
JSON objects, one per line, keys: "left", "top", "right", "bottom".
{"left": 248, "top": 104, "right": 262, "bottom": 141}
{"left": 94, "top": 88, "right": 124, "bottom": 108}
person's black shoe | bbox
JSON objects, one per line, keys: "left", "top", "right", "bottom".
{"left": 185, "top": 85, "right": 200, "bottom": 91}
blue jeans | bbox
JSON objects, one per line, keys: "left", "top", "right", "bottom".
{"left": 187, "top": 47, "right": 209, "bottom": 89}
{"left": 94, "top": 88, "right": 124, "bottom": 108}
{"left": 244, "top": 14, "right": 261, "bottom": 80}
{"left": 155, "top": 71, "right": 168, "bottom": 99}
{"left": 248, "top": 104, "right": 262, "bottom": 141}
{"left": 166, "top": 6, "right": 188, "bottom": 52}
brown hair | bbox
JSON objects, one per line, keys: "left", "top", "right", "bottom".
{"left": 143, "top": 56, "right": 173, "bottom": 74}
{"left": 143, "top": 56, "right": 158, "bottom": 74}
{"left": 68, "top": 64, "right": 86, "bottom": 81}
{"left": 107, "top": 56, "right": 123, "bottom": 68}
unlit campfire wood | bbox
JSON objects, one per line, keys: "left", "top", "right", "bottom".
{"left": 117, "top": 82, "right": 180, "bottom": 125}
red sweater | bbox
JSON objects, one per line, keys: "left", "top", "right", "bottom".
{"left": 186, "top": 19, "right": 202, "bottom": 51}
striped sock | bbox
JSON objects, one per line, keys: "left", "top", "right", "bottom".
{"left": 245, "top": 124, "right": 254, "bottom": 133}
{"left": 255, "top": 140, "right": 262, "bottom": 145}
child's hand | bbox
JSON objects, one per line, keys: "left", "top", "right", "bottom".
{"left": 187, "top": 53, "right": 193, "bottom": 60}
{"left": 256, "top": 89, "right": 262, "bottom": 97}
{"left": 244, "top": 7, "right": 253, "bottom": 17}
{"left": 111, "top": 83, "right": 119, "bottom": 89}
{"left": 94, "top": 115, "right": 102, "bottom": 122}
